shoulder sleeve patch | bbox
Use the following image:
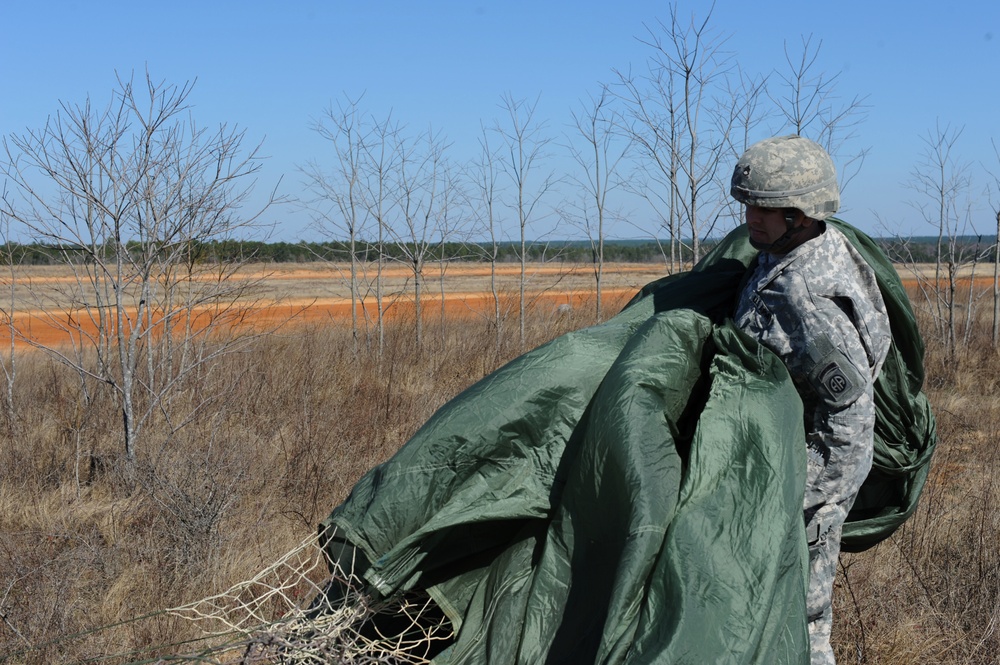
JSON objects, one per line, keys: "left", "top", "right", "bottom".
{"left": 807, "top": 335, "right": 867, "bottom": 409}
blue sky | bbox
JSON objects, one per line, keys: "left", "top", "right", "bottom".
{"left": 2, "top": 0, "right": 999, "bottom": 242}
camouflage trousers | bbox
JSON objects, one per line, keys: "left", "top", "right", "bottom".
{"left": 805, "top": 496, "right": 855, "bottom": 664}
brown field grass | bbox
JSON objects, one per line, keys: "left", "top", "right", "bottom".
{"left": 0, "top": 262, "right": 997, "bottom": 663}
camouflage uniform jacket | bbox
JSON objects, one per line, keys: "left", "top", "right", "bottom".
{"left": 734, "top": 224, "right": 892, "bottom": 513}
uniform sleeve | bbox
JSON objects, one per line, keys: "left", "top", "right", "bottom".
{"left": 777, "top": 297, "right": 878, "bottom": 510}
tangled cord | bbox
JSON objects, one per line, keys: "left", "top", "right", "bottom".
{"left": 162, "top": 529, "right": 454, "bottom": 664}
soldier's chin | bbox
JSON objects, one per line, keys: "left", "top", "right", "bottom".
{"left": 748, "top": 236, "right": 772, "bottom": 251}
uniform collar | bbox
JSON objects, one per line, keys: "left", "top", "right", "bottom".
{"left": 753, "top": 223, "right": 831, "bottom": 284}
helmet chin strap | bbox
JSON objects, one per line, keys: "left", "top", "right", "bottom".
{"left": 748, "top": 212, "right": 808, "bottom": 254}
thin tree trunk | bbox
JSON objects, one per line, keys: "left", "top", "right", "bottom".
{"left": 491, "top": 244, "right": 501, "bottom": 357}
{"left": 994, "top": 211, "right": 999, "bottom": 347}
{"left": 350, "top": 232, "right": 358, "bottom": 355}
{"left": 413, "top": 258, "right": 423, "bottom": 348}
{"left": 519, "top": 232, "right": 526, "bottom": 349}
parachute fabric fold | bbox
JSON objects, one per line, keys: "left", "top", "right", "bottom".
{"left": 318, "top": 218, "right": 934, "bottom": 662}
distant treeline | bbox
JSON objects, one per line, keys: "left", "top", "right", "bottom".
{"left": 4, "top": 235, "right": 997, "bottom": 267}
{"left": 3, "top": 239, "right": 693, "bottom": 266}
{"left": 877, "top": 236, "right": 1000, "bottom": 264}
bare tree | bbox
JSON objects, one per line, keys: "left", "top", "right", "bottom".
{"left": 565, "top": 87, "right": 632, "bottom": 321}
{"left": 301, "top": 95, "right": 371, "bottom": 353}
{"left": 616, "top": 2, "right": 735, "bottom": 268}
{"left": 432, "top": 160, "right": 467, "bottom": 355}
{"left": 388, "top": 127, "right": 452, "bottom": 349}
{"left": 771, "top": 35, "right": 871, "bottom": 195}
{"left": 470, "top": 126, "right": 507, "bottom": 357}
{"left": 0, "top": 195, "right": 17, "bottom": 437}
{"left": 987, "top": 138, "right": 1000, "bottom": 346}
{"left": 0, "top": 72, "right": 278, "bottom": 467}
{"left": 720, "top": 67, "right": 772, "bottom": 225}
{"left": 360, "top": 113, "right": 402, "bottom": 361}
{"left": 995, "top": 208, "right": 1000, "bottom": 347}
{"left": 727, "top": 68, "right": 772, "bottom": 156}
{"left": 904, "top": 122, "right": 978, "bottom": 358}
{"left": 615, "top": 59, "right": 680, "bottom": 269}
{"left": 493, "top": 93, "right": 556, "bottom": 348}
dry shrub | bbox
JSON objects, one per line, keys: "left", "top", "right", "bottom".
{"left": 832, "top": 286, "right": 1000, "bottom": 664}
{"left": 0, "top": 295, "right": 603, "bottom": 663}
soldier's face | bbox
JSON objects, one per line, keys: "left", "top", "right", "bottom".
{"left": 744, "top": 205, "right": 811, "bottom": 253}
{"left": 745, "top": 205, "right": 792, "bottom": 247}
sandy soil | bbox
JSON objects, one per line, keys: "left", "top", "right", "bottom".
{"left": 6, "top": 260, "right": 989, "bottom": 349}
{"left": 4, "top": 261, "right": 672, "bottom": 349}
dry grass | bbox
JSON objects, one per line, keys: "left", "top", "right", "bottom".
{"left": 0, "top": 285, "right": 617, "bottom": 664}
{"left": 832, "top": 296, "right": 1000, "bottom": 664}
{"left": 0, "top": 269, "right": 997, "bottom": 663}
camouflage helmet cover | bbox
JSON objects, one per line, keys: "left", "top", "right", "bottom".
{"left": 730, "top": 135, "right": 840, "bottom": 221}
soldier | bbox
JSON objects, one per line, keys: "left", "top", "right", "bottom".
{"left": 730, "top": 135, "right": 892, "bottom": 664}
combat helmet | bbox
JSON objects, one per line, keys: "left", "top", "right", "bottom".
{"left": 730, "top": 135, "right": 839, "bottom": 221}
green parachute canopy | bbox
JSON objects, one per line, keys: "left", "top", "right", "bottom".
{"left": 318, "top": 219, "right": 935, "bottom": 664}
